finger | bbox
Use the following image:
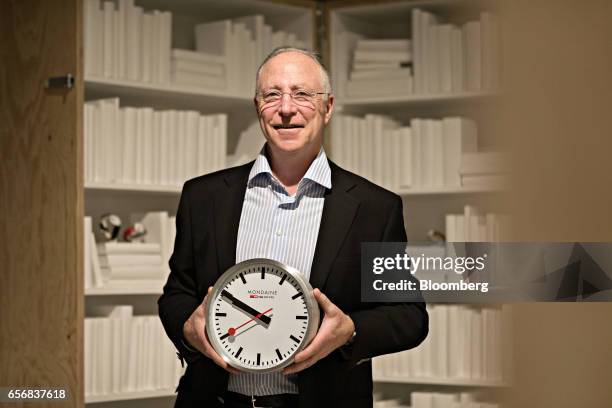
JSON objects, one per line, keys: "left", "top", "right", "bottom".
{"left": 283, "top": 355, "right": 317, "bottom": 375}
{"left": 313, "top": 288, "right": 336, "bottom": 315}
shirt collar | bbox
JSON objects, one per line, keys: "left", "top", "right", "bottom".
{"left": 248, "top": 145, "right": 332, "bottom": 190}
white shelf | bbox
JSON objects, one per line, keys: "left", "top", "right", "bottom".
{"left": 85, "top": 182, "right": 182, "bottom": 194}
{"left": 85, "top": 285, "right": 164, "bottom": 296}
{"left": 85, "top": 76, "right": 252, "bottom": 112}
{"left": 373, "top": 376, "right": 509, "bottom": 388}
{"left": 396, "top": 185, "right": 504, "bottom": 196}
{"left": 86, "top": 389, "right": 175, "bottom": 404}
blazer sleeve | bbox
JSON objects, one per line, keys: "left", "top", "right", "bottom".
{"left": 345, "top": 196, "right": 429, "bottom": 366}
{"left": 158, "top": 180, "right": 203, "bottom": 364}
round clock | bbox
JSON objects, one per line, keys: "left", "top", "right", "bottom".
{"left": 205, "top": 258, "right": 320, "bottom": 373}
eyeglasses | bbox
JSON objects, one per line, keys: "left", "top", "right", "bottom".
{"left": 256, "top": 89, "right": 329, "bottom": 108}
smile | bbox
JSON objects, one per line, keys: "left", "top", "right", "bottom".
{"left": 272, "top": 124, "right": 305, "bottom": 129}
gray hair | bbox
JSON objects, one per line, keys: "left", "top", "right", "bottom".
{"left": 255, "top": 47, "right": 332, "bottom": 99}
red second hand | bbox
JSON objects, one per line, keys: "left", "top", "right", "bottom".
{"left": 227, "top": 308, "right": 273, "bottom": 337}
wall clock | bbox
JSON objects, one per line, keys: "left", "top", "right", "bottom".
{"left": 205, "top": 258, "right": 320, "bottom": 373}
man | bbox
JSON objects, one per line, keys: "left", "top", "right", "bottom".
{"left": 158, "top": 48, "right": 428, "bottom": 408}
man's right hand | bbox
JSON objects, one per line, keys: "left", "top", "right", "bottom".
{"left": 182, "top": 287, "right": 240, "bottom": 374}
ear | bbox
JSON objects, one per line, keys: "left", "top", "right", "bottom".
{"left": 323, "top": 94, "right": 334, "bottom": 124}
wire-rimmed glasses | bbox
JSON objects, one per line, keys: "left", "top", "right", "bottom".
{"left": 256, "top": 89, "right": 329, "bottom": 108}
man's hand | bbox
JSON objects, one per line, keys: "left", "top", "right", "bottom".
{"left": 283, "top": 288, "right": 355, "bottom": 375}
{"left": 183, "top": 287, "right": 240, "bottom": 374}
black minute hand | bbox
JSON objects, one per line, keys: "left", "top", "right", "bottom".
{"left": 220, "top": 290, "right": 272, "bottom": 325}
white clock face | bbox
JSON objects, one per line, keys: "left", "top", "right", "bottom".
{"left": 205, "top": 259, "right": 320, "bottom": 373}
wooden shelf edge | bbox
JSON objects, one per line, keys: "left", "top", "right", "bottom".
{"left": 338, "top": 91, "right": 499, "bottom": 107}
{"left": 85, "top": 286, "right": 164, "bottom": 296}
{"left": 85, "top": 182, "right": 182, "bottom": 194}
{"left": 395, "top": 186, "right": 504, "bottom": 196}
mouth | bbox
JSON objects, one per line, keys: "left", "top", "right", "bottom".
{"left": 271, "top": 124, "right": 305, "bottom": 130}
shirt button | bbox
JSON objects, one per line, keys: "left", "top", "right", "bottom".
{"left": 276, "top": 230, "right": 283, "bottom": 236}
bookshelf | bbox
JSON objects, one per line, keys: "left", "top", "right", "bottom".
{"left": 327, "top": 1, "right": 510, "bottom": 407}
{"left": 83, "top": 0, "right": 315, "bottom": 405}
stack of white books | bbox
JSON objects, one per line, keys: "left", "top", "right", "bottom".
{"left": 171, "top": 49, "right": 226, "bottom": 90}
{"left": 84, "top": 0, "right": 172, "bottom": 83}
{"left": 459, "top": 152, "right": 509, "bottom": 189}
{"left": 130, "top": 211, "right": 176, "bottom": 282}
{"left": 85, "top": 306, "right": 184, "bottom": 397}
{"left": 331, "top": 114, "right": 478, "bottom": 191}
{"left": 347, "top": 39, "right": 413, "bottom": 97}
{"left": 84, "top": 98, "right": 227, "bottom": 187}
{"left": 411, "top": 9, "right": 499, "bottom": 94}
{"left": 195, "top": 15, "right": 307, "bottom": 95}
{"left": 373, "top": 305, "right": 507, "bottom": 383}
{"left": 407, "top": 391, "right": 499, "bottom": 408}
{"left": 97, "top": 242, "right": 164, "bottom": 289}
{"left": 445, "top": 205, "right": 510, "bottom": 242}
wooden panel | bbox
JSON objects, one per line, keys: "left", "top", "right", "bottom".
{"left": 0, "top": 0, "right": 83, "bottom": 406}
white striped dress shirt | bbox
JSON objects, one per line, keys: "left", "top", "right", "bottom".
{"left": 227, "top": 147, "right": 331, "bottom": 396}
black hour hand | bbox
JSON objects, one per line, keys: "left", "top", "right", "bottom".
{"left": 221, "top": 290, "right": 272, "bottom": 325}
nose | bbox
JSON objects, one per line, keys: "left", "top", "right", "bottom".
{"left": 279, "top": 92, "right": 298, "bottom": 116}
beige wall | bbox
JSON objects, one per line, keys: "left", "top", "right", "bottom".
{"left": 498, "top": 1, "right": 612, "bottom": 407}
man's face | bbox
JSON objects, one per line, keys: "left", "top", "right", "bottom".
{"left": 255, "top": 52, "right": 334, "bottom": 156}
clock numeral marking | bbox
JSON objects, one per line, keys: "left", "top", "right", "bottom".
{"left": 257, "top": 353, "right": 261, "bottom": 366}
{"left": 215, "top": 312, "right": 227, "bottom": 317}
{"left": 220, "top": 332, "right": 229, "bottom": 341}
{"left": 279, "top": 274, "right": 287, "bottom": 286}
{"left": 291, "top": 292, "right": 303, "bottom": 300}
{"left": 239, "top": 273, "right": 247, "bottom": 284}
{"left": 235, "top": 347, "right": 243, "bottom": 358}
{"left": 295, "top": 315, "right": 307, "bottom": 320}
{"left": 290, "top": 335, "right": 300, "bottom": 344}
{"left": 276, "top": 348, "right": 283, "bottom": 360}
{"left": 261, "top": 268, "right": 265, "bottom": 279}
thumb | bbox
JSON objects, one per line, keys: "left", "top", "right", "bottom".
{"left": 313, "top": 288, "right": 336, "bottom": 314}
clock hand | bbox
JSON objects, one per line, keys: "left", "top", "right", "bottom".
{"left": 226, "top": 307, "right": 273, "bottom": 338}
{"left": 220, "top": 290, "right": 272, "bottom": 325}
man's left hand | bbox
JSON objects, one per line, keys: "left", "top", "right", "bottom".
{"left": 283, "top": 288, "right": 355, "bottom": 375}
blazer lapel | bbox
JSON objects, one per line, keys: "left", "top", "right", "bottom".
{"left": 309, "top": 163, "right": 360, "bottom": 290}
{"left": 213, "top": 162, "right": 253, "bottom": 276}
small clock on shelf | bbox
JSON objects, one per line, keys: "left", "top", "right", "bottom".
{"left": 206, "top": 259, "right": 320, "bottom": 373}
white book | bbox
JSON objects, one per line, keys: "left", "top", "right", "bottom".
{"left": 141, "top": 12, "right": 153, "bottom": 82}
{"left": 195, "top": 20, "right": 232, "bottom": 90}
{"left": 412, "top": 8, "right": 423, "bottom": 94}
{"left": 197, "top": 115, "right": 209, "bottom": 175}
{"left": 460, "top": 307, "right": 472, "bottom": 378}
{"left": 134, "top": 108, "right": 144, "bottom": 184}
{"left": 90, "top": 318, "right": 100, "bottom": 395}
{"left": 432, "top": 120, "right": 445, "bottom": 187}
{"left": 352, "top": 61, "right": 404, "bottom": 71}
{"left": 438, "top": 24, "right": 453, "bottom": 93}
{"left": 84, "top": 0, "right": 95, "bottom": 76}
{"left": 99, "top": 253, "right": 163, "bottom": 267}
{"left": 234, "top": 15, "right": 266, "bottom": 67}
{"left": 409, "top": 119, "right": 422, "bottom": 188}
{"left": 120, "top": 107, "right": 136, "bottom": 184}
{"left": 126, "top": 4, "right": 142, "bottom": 81}
{"left": 464, "top": 21, "right": 482, "bottom": 91}
{"left": 447, "top": 305, "right": 460, "bottom": 377}
{"left": 172, "top": 48, "right": 226, "bottom": 66}
{"left": 172, "top": 71, "right": 227, "bottom": 89}
{"left": 90, "top": 232, "right": 104, "bottom": 287}
{"left": 171, "top": 59, "right": 225, "bottom": 77}
{"left": 436, "top": 306, "right": 449, "bottom": 378}
{"left": 114, "top": 108, "right": 124, "bottom": 183}
{"left": 84, "top": 103, "right": 91, "bottom": 182}
{"left": 117, "top": 0, "right": 132, "bottom": 79}
{"left": 214, "top": 114, "right": 228, "bottom": 171}
{"left": 445, "top": 214, "right": 455, "bottom": 242}
{"left": 471, "top": 309, "right": 483, "bottom": 378}
{"left": 350, "top": 67, "right": 412, "bottom": 80}
{"left": 427, "top": 23, "right": 440, "bottom": 93}
{"left": 151, "top": 11, "right": 162, "bottom": 83}
{"left": 464, "top": 205, "right": 478, "bottom": 242}
{"left": 175, "top": 111, "right": 187, "bottom": 184}
{"left": 354, "top": 49, "right": 411, "bottom": 63}
{"left": 97, "top": 241, "right": 161, "bottom": 254}
{"left": 356, "top": 38, "right": 411, "bottom": 51}
{"left": 442, "top": 117, "right": 478, "bottom": 187}
{"left": 102, "top": 1, "right": 114, "bottom": 78}
{"left": 412, "top": 392, "right": 433, "bottom": 408}
{"left": 151, "top": 110, "right": 162, "bottom": 185}
{"left": 398, "top": 127, "right": 413, "bottom": 188}
{"left": 185, "top": 111, "right": 200, "bottom": 180}
{"left": 160, "top": 11, "right": 173, "bottom": 84}
{"left": 481, "top": 12, "right": 499, "bottom": 91}
{"left": 127, "top": 318, "right": 141, "bottom": 391}
{"left": 166, "top": 110, "right": 178, "bottom": 185}
{"left": 84, "top": 217, "right": 92, "bottom": 290}
{"left": 346, "top": 76, "right": 413, "bottom": 97}
{"left": 451, "top": 26, "right": 465, "bottom": 93}
{"left": 158, "top": 111, "right": 170, "bottom": 185}
{"left": 101, "top": 317, "right": 111, "bottom": 394}
{"left": 112, "top": 6, "right": 120, "bottom": 78}
{"left": 142, "top": 107, "right": 154, "bottom": 184}
{"left": 455, "top": 215, "right": 466, "bottom": 243}
{"left": 421, "top": 11, "right": 438, "bottom": 94}
{"left": 84, "top": 318, "right": 93, "bottom": 396}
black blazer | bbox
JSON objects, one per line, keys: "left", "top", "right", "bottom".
{"left": 158, "top": 160, "right": 428, "bottom": 408}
